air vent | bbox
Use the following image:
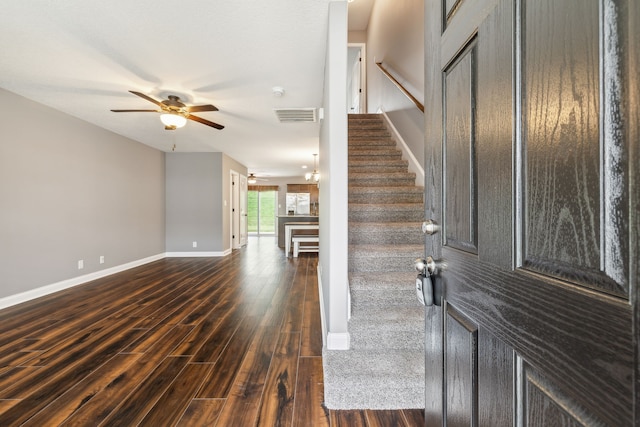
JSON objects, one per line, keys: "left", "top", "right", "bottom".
{"left": 274, "top": 108, "right": 318, "bottom": 123}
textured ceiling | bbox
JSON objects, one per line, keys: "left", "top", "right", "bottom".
{"left": 0, "top": 0, "right": 365, "bottom": 178}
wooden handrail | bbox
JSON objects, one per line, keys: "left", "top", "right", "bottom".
{"left": 376, "top": 62, "right": 424, "bottom": 112}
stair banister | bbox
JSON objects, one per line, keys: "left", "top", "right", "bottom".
{"left": 375, "top": 62, "right": 424, "bottom": 113}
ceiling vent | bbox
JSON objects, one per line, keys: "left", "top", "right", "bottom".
{"left": 274, "top": 108, "right": 318, "bottom": 123}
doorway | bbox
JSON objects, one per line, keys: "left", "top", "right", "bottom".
{"left": 347, "top": 43, "right": 366, "bottom": 114}
{"left": 230, "top": 170, "right": 248, "bottom": 250}
{"left": 247, "top": 187, "right": 277, "bottom": 236}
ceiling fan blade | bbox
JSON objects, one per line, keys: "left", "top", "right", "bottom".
{"left": 188, "top": 104, "right": 219, "bottom": 113}
{"left": 129, "top": 91, "right": 164, "bottom": 108}
{"left": 110, "top": 109, "right": 160, "bottom": 112}
{"left": 187, "top": 114, "right": 224, "bottom": 130}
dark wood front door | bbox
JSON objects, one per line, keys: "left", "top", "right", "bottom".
{"left": 423, "top": 0, "right": 638, "bottom": 425}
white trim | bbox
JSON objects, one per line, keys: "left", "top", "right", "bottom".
{"left": 165, "top": 250, "right": 231, "bottom": 257}
{"left": 380, "top": 110, "right": 425, "bottom": 185}
{"left": 318, "top": 266, "right": 327, "bottom": 349}
{"left": 327, "top": 332, "right": 350, "bottom": 350}
{"left": 0, "top": 253, "right": 165, "bottom": 310}
{"left": 348, "top": 42, "right": 367, "bottom": 113}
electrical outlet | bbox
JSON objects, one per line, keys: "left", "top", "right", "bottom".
{"left": 99, "top": 255, "right": 105, "bottom": 264}
{"left": 78, "top": 260, "right": 84, "bottom": 270}
{"left": 193, "top": 241, "right": 198, "bottom": 248}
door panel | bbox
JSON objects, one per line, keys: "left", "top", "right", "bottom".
{"left": 522, "top": 0, "right": 627, "bottom": 297}
{"left": 444, "top": 44, "right": 478, "bottom": 253}
{"left": 478, "top": 329, "right": 512, "bottom": 427}
{"left": 424, "top": 0, "right": 637, "bottom": 425}
{"left": 523, "top": 361, "right": 591, "bottom": 427}
{"left": 444, "top": 304, "right": 478, "bottom": 425}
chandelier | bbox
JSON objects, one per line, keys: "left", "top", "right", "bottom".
{"left": 305, "top": 154, "right": 320, "bottom": 182}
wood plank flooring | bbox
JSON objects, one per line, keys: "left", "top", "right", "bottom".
{"left": 0, "top": 237, "right": 425, "bottom": 426}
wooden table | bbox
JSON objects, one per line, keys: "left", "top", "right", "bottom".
{"left": 284, "top": 222, "right": 319, "bottom": 257}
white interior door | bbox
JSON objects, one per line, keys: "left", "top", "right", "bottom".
{"left": 239, "top": 174, "right": 247, "bottom": 246}
{"left": 230, "top": 171, "right": 240, "bottom": 249}
{"left": 347, "top": 43, "right": 366, "bottom": 113}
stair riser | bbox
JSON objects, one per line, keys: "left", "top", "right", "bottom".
{"left": 349, "top": 256, "right": 419, "bottom": 273}
{"left": 349, "top": 139, "right": 396, "bottom": 147}
{"left": 350, "top": 330, "right": 424, "bottom": 351}
{"left": 349, "top": 232, "right": 422, "bottom": 245}
{"left": 349, "top": 156, "right": 404, "bottom": 164}
{"left": 349, "top": 177, "right": 416, "bottom": 187}
{"left": 351, "top": 290, "right": 417, "bottom": 308}
{"left": 350, "top": 159, "right": 408, "bottom": 166}
{"left": 349, "top": 212, "right": 424, "bottom": 222}
{"left": 349, "top": 128, "right": 391, "bottom": 134}
{"left": 349, "top": 166, "right": 408, "bottom": 174}
{"left": 349, "top": 153, "right": 403, "bottom": 159}
{"left": 349, "top": 193, "right": 423, "bottom": 204}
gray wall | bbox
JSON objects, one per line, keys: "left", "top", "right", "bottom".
{"left": 354, "top": 0, "right": 425, "bottom": 173}
{"left": 165, "top": 152, "right": 246, "bottom": 253}
{"left": 0, "top": 88, "right": 165, "bottom": 299}
{"left": 165, "top": 153, "right": 220, "bottom": 253}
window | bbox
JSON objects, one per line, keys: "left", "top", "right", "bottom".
{"left": 247, "top": 186, "right": 278, "bottom": 235}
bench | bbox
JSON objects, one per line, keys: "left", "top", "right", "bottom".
{"left": 292, "top": 235, "right": 319, "bottom": 257}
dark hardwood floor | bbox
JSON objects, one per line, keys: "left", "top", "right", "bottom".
{"left": 0, "top": 237, "right": 424, "bottom": 426}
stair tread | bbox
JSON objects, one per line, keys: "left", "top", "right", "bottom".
{"left": 350, "top": 271, "right": 416, "bottom": 286}
{"left": 350, "top": 221, "right": 421, "bottom": 228}
{"left": 331, "top": 113, "right": 425, "bottom": 410}
{"left": 349, "top": 185, "right": 424, "bottom": 193}
{"left": 350, "top": 305, "right": 424, "bottom": 325}
{"left": 323, "top": 348, "right": 424, "bottom": 381}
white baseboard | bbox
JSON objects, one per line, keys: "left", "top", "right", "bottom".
{"left": 327, "top": 332, "right": 351, "bottom": 350}
{"left": 165, "top": 249, "right": 231, "bottom": 257}
{"left": 318, "top": 267, "right": 327, "bottom": 349}
{"left": 318, "top": 261, "right": 351, "bottom": 351}
{"left": 0, "top": 253, "right": 165, "bottom": 310}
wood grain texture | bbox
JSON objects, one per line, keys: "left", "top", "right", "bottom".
{"left": 293, "top": 356, "right": 330, "bottom": 427}
{"left": 214, "top": 325, "right": 280, "bottom": 426}
{"left": 427, "top": 0, "right": 636, "bottom": 424}
{"left": 365, "top": 409, "right": 411, "bottom": 427}
{"left": 442, "top": 249, "right": 633, "bottom": 426}
{"left": 523, "top": 0, "right": 627, "bottom": 297}
{"left": 330, "top": 409, "right": 368, "bottom": 426}
{"left": 0, "top": 240, "right": 419, "bottom": 425}
{"left": 444, "top": 44, "right": 477, "bottom": 253}
{"left": 630, "top": 1, "right": 640, "bottom": 423}
{"left": 478, "top": 329, "right": 513, "bottom": 426}
{"left": 256, "top": 332, "right": 300, "bottom": 426}
{"left": 176, "top": 399, "right": 225, "bottom": 426}
{"left": 476, "top": 0, "right": 513, "bottom": 269}
{"left": 444, "top": 304, "right": 478, "bottom": 426}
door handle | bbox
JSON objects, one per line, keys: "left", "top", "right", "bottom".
{"left": 421, "top": 219, "right": 440, "bottom": 235}
{"left": 415, "top": 256, "right": 445, "bottom": 275}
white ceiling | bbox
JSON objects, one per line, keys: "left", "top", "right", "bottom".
{"left": 0, "top": 1, "right": 375, "bottom": 179}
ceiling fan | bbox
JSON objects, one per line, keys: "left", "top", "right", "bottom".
{"left": 247, "top": 173, "right": 269, "bottom": 184}
{"left": 111, "top": 90, "right": 224, "bottom": 130}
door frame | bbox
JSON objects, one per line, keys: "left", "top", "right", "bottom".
{"left": 229, "top": 170, "right": 240, "bottom": 250}
{"left": 348, "top": 43, "right": 366, "bottom": 114}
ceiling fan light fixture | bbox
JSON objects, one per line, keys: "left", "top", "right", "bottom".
{"left": 160, "top": 113, "right": 187, "bottom": 129}
{"left": 247, "top": 173, "right": 257, "bottom": 184}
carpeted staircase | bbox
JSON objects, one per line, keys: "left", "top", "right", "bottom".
{"left": 323, "top": 114, "right": 425, "bottom": 409}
